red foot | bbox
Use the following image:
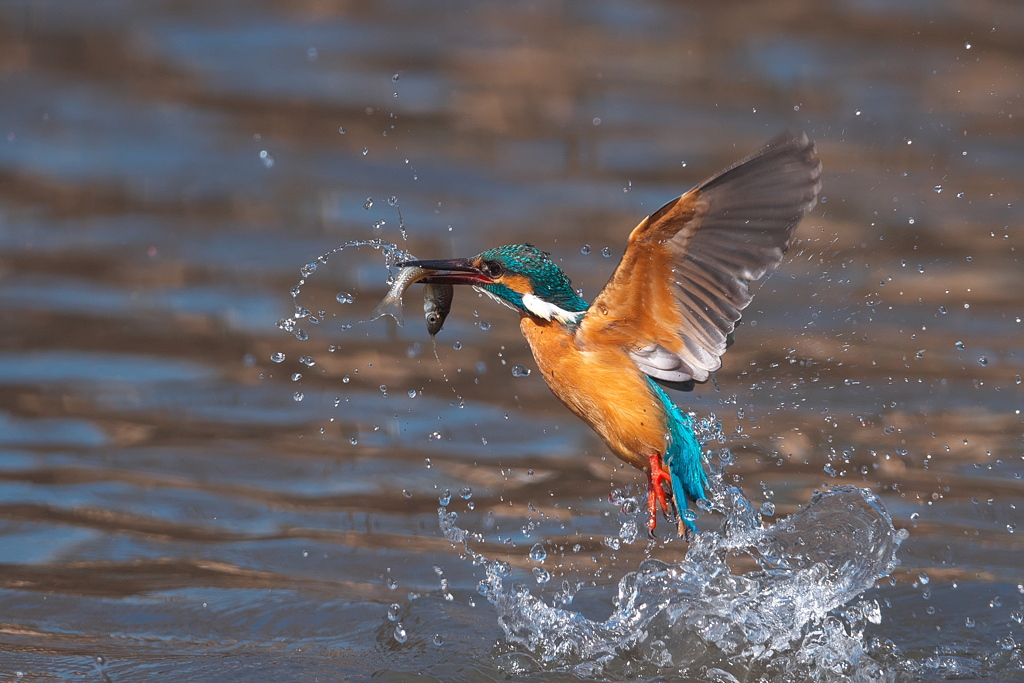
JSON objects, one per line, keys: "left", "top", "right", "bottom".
{"left": 646, "top": 454, "right": 673, "bottom": 537}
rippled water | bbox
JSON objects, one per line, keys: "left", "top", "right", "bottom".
{"left": 1, "top": 0, "right": 1023, "bottom": 680}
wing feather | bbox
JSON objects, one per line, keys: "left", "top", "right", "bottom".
{"left": 578, "top": 131, "right": 822, "bottom": 383}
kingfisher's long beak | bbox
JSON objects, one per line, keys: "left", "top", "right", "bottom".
{"left": 398, "top": 258, "right": 494, "bottom": 285}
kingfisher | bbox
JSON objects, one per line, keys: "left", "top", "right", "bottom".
{"left": 400, "top": 132, "right": 821, "bottom": 538}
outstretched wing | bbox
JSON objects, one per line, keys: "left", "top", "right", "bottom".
{"left": 578, "top": 131, "right": 822, "bottom": 383}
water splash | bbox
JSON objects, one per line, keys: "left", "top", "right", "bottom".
{"left": 438, "top": 417, "right": 904, "bottom": 681}
{"left": 280, "top": 239, "right": 413, "bottom": 340}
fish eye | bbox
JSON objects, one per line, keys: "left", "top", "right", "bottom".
{"left": 482, "top": 260, "right": 505, "bottom": 278}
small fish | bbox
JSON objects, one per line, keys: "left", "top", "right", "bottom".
{"left": 369, "top": 266, "right": 434, "bottom": 326}
{"left": 423, "top": 283, "right": 454, "bottom": 338}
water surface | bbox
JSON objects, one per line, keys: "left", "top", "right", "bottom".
{"left": 0, "top": 0, "right": 1022, "bottom": 680}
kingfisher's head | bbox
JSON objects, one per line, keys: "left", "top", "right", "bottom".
{"left": 400, "top": 243, "right": 588, "bottom": 324}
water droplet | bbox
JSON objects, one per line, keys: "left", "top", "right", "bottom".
{"left": 379, "top": 384, "right": 388, "bottom": 395}
{"left": 919, "top": 572, "right": 930, "bottom": 585}
{"left": 955, "top": 340, "right": 965, "bottom": 350}
{"left": 965, "top": 42, "right": 972, "bottom": 49}
{"left": 270, "top": 352, "right": 286, "bottom": 363}
{"left": 349, "top": 437, "right": 358, "bottom": 445}
{"left": 934, "top": 185, "right": 942, "bottom": 193}
{"left": 978, "top": 357, "right": 989, "bottom": 366}
{"left": 295, "top": 329, "right": 308, "bottom": 341}
{"left": 965, "top": 616, "right": 975, "bottom": 628}
{"left": 338, "top": 126, "right": 346, "bottom": 134}
{"left": 601, "top": 246, "right": 612, "bottom": 257}
{"left": 336, "top": 291, "right": 353, "bottom": 304}
{"left": 619, "top": 519, "right": 638, "bottom": 543}
{"left": 908, "top": 217, "right": 915, "bottom": 225}
{"left": 392, "top": 73, "right": 400, "bottom": 82}
{"left": 301, "top": 262, "right": 317, "bottom": 277}
{"left": 291, "top": 373, "right": 302, "bottom": 381}
{"left": 938, "top": 305, "right": 947, "bottom": 314}
{"left": 293, "top": 392, "right": 304, "bottom": 402}
{"left": 432, "top": 633, "right": 444, "bottom": 646}
{"left": 529, "top": 543, "right": 546, "bottom": 562}
{"left": 362, "top": 147, "right": 369, "bottom": 156}
{"left": 342, "top": 375, "right": 350, "bottom": 384}
{"left": 459, "top": 487, "right": 472, "bottom": 500}
{"left": 393, "top": 623, "right": 408, "bottom": 643}
{"left": 478, "top": 321, "right": 491, "bottom": 331}
{"left": 300, "top": 355, "right": 315, "bottom": 367}
{"left": 511, "top": 364, "right": 531, "bottom": 377}
{"left": 452, "top": 341, "right": 462, "bottom": 351}
{"left": 364, "top": 197, "right": 373, "bottom": 210}
{"left": 760, "top": 501, "right": 776, "bottom": 516}
{"left": 439, "top": 489, "right": 452, "bottom": 506}
{"left": 259, "top": 150, "right": 274, "bottom": 168}
{"left": 387, "top": 603, "right": 401, "bottom": 620}
{"left": 532, "top": 567, "right": 551, "bottom": 584}
{"left": 387, "top": 196, "right": 398, "bottom": 206}
{"left": 603, "top": 536, "right": 621, "bottom": 550}
{"left": 424, "top": 458, "right": 431, "bottom": 468}
{"left": 581, "top": 244, "right": 591, "bottom": 255}
{"left": 408, "top": 390, "right": 417, "bottom": 398}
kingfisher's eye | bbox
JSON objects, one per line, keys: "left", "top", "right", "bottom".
{"left": 482, "top": 261, "right": 505, "bottom": 278}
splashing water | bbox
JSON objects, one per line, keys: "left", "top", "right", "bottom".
{"left": 438, "top": 416, "right": 905, "bottom": 681}
{"left": 284, "top": 239, "right": 466, "bottom": 404}
{"left": 279, "top": 239, "right": 414, "bottom": 340}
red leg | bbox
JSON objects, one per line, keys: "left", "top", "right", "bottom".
{"left": 646, "top": 454, "right": 672, "bottom": 537}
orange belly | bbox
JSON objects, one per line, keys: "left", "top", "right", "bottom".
{"left": 519, "top": 315, "right": 671, "bottom": 471}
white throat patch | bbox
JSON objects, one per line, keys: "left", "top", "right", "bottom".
{"left": 521, "top": 293, "right": 584, "bottom": 324}
{"left": 473, "top": 286, "right": 584, "bottom": 324}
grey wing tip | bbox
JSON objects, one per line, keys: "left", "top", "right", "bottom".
{"left": 697, "top": 130, "right": 822, "bottom": 196}
{"left": 766, "top": 130, "right": 824, "bottom": 214}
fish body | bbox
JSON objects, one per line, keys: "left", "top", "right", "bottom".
{"left": 369, "top": 266, "right": 433, "bottom": 326}
{"left": 423, "top": 284, "right": 454, "bottom": 337}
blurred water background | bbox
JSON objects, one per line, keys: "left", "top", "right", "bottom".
{"left": 0, "top": 0, "right": 1022, "bottom": 680}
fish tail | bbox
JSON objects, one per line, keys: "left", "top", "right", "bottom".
{"left": 370, "top": 295, "right": 405, "bottom": 326}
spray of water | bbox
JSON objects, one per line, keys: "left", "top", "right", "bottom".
{"left": 279, "top": 239, "right": 414, "bottom": 340}
{"left": 438, "top": 416, "right": 905, "bottom": 681}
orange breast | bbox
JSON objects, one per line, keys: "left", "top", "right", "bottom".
{"left": 519, "top": 315, "right": 671, "bottom": 471}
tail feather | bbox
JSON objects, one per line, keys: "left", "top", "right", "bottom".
{"left": 648, "top": 379, "right": 707, "bottom": 534}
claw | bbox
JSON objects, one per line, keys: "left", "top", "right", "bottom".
{"left": 646, "top": 453, "right": 674, "bottom": 536}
